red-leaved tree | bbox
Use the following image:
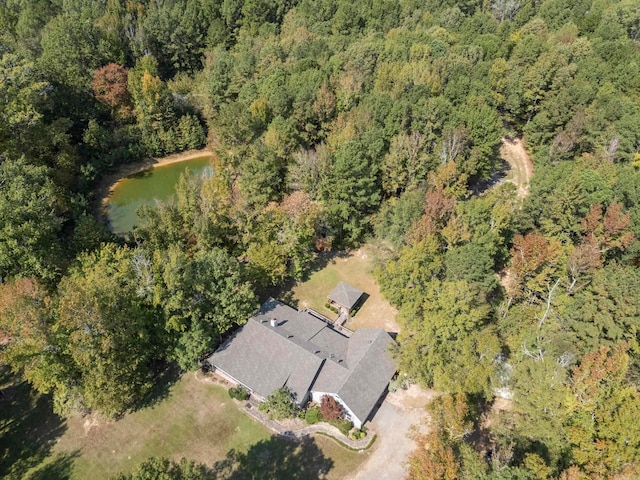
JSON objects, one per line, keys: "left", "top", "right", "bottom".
{"left": 92, "top": 63, "right": 132, "bottom": 119}
{"left": 320, "top": 395, "right": 344, "bottom": 420}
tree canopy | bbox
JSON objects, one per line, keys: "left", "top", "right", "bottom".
{"left": 1, "top": 1, "right": 640, "bottom": 477}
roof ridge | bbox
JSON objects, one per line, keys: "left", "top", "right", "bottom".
{"left": 252, "top": 318, "right": 323, "bottom": 361}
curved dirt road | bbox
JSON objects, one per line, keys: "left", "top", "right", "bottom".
{"left": 499, "top": 136, "right": 533, "bottom": 199}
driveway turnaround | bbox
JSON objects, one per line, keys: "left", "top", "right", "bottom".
{"left": 349, "top": 386, "right": 435, "bottom": 480}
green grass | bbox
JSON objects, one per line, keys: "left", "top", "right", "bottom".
{"left": 49, "top": 373, "right": 271, "bottom": 479}
{"left": 290, "top": 247, "right": 399, "bottom": 331}
{"left": 1, "top": 370, "right": 367, "bottom": 479}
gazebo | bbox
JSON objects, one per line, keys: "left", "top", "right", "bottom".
{"left": 327, "top": 281, "right": 365, "bottom": 314}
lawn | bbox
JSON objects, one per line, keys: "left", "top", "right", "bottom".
{"left": 290, "top": 246, "right": 399, "bottom": 332}
{"left": 1, "top": 369, "right": 368, "bottom": 479}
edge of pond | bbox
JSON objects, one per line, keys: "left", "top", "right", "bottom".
{"left": 94, "top": 148, "right": 214, "bottom": 228}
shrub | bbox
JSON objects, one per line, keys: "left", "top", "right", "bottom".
{"left": 228, "top": 386, "right": 249, "bottom": 401}
{"left": 320, "top": 395, "right": 344, "bottom": 420}
{"left": 329, "top": 418, "right": 353, "bottom": 436}
{"left": 324, "top": 302, "right": 339, "bottom": 314}
{"left": 388, "top": 373, "right": 412, "bottom": 393}
{"left": 351, "top": 428, "right": 366, "bottom": 440}
{"left": 305, "top": 406, "right": 321, "bottom": 424}
{"left": 259, "top": 387, "right": 297, "bottom": 420}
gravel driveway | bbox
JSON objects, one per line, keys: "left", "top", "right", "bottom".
{"left": 347, "top": 386, "right": 436, "bottom": 480}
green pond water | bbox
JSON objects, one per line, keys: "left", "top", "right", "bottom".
{"left": 106, "top": 156, "right": 213, "bottom": 234}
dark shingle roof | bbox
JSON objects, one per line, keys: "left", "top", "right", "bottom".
{"left": 208, "top": 320, "right": 323, "bottom": 402}
{"left": 327, "top": 281, "right": 364, "bottom": 310}
{"left": 336, "top": 329, "right": 396, "bottom": 422}
{"left": 207, "top": 298, "right": 396, "bottom": 423}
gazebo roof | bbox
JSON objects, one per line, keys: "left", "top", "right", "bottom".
{"left": 327, "top": 281, "right": 364, "bottom": 310}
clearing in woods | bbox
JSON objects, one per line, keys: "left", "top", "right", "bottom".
{"left": 500, "top": 136, "right": 534, "bottom": 199}
{"left": 289, "top": 246, "right": 399, "bottom": 332}
{"left": 1, "top": 370, "right": 367, "bottom": 479}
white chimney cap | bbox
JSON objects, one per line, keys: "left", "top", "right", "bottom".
{"left": 270, "top": 318, "right": 278, "bottom": 327}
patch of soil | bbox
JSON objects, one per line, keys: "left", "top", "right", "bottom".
{"left": 499, "top": 136, "right": 534, "bottom": 199}
{"left": 83, "top": 416, "right": 103, "bottom": 436}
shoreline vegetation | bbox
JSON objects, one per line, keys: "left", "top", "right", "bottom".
{"left": 96, "top": 148, "right": 214, "bottom": 224}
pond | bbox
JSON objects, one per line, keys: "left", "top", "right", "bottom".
{"left": 106, "top": 155, "right": 213, "bottom": 234}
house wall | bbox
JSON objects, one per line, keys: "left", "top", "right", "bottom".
{"left": 213, "top": 367, "right": 265, "bottom": 402}
{"left": 311, "top": 391, "right": 363, "bottom": 428}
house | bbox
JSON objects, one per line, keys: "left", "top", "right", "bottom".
{"left": 206, "top": 298, "right": 397, "bottom": 428}
{"left": 327, "top": 281, "right": 364, "bottom": 313}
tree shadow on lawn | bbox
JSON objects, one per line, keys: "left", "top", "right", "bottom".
{"left": 262, "top": 249, "right": 352, "bottom": 307}
{"left": 212, "top": 434, "right": 334, "bottom": 479}
{"left": 25, "top": 451, "right": 80, "bottom": 480}
{"left": 133, "top": 362, "right": 182, "bottom": 412}
{"left": 299, "top": 250, "right": 350, "bottom": 283}
{"left": 0, "top": 366, "right": 69, "bottom": 479}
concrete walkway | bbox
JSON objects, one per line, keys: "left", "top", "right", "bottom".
{"left": 241, "top": 398, "right": 375, "bottom": 449}
{"left": 195, "top": 370, "right": 435, "bottom": 479}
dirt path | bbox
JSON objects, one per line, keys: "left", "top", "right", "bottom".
{"left": 499, "top": 136, "right": 533, "bottom": 199}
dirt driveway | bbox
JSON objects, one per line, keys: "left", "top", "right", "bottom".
{"left": 500, "top": 136, "right": 533, "bottom": 199}
{"left": 347, "top": 386, "right": 436, "bottom": 480}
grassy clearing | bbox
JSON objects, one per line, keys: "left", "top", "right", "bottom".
{"left": 46, "top": 373, "right": 271, "bottom": 479}
{"left": 290, "top": 246, "right": 398, "bottom": 332}
{"left": 1, "top": 370, "right": 366, "bottom": 479}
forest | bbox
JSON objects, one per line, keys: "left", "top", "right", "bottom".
{"left": 1, "top": 0, "right": 640, "bottom": 478}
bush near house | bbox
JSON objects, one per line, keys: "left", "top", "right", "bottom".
{"left": 303, "top": 402, "right": 356, "bottom": 437}
{"left": 320, "top": 395, "right": 344, "bottom": 420}
{"left": 324, "top": 302, "right": 339, "bottom": 314}
{"left": 228, "top": 386, "right": 250, "bottom": 401}
{"left": 329, "top": 418, "right": 353, "bottom": 436}
{"left": 259, "top": 387, "right": 297, "bottom": 420}
{"left": 305, "top": 406, "right": 322, "bottom": 425}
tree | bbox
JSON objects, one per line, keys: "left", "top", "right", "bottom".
{"left": 320, "top": 395, "right": 344, "bottom": 420}
{"left": 508, "top": 232, "right": 561, "bottom": 301}
{"left": 580, "top": 203, "right": 635, "bottom": 257}
{"left": 54, "top": 244, "right": 159, "bottom": 416}
{"left": 0, "top": 54, "right": 48, "bottom": 157}
{"left": 406, "top": 431, "right": 458, "bottom": 480}
{"left": 320, "top": 140, "right": 381, "bottom": 243}
{"left": 565, "top": 264, "right": 640, "bottom": 353}
{"left": 0, "top": 244, "right": 160, "bottom": 417}
{"left": 506, "top": 357, "right": 570, "bottom": 463}
{"left": 259, "top": 387, "right": 296, "bottom": 420}
{"left": 427, "top": 393, "right": 473, "bottom": 442}
{"left": 566, "top": 344, "right": 640, "bottom": 478}
{"left": 127, "top": 55, "right": 176, "bottom": 155}
{"left": 237, "top": 145, "right": 285, "bottom": 207}
{"left": 454, "top": 97, "right": 501, "bottom": 180}
{"left": 491, "top": 0, "right": 521, "bottom": 23}
{"left": 395, "top": 279, "right": 495, "bottom": 394}
{"left": 39, "top": 13, "right": 120, "bottom": 90}
{"left": 114, "top": 457, "right": 212, "bottom": 480}
{"left": 141, "top": 0, "right": 210, "bottom": 77}
{"left": 0, "top": 156, "right": 63, "bottom": 282}
{"left": 0, "top": 278, "right": 61, "bottom": 399}
{"left": 92, "top": 63, "right": 132, "bottom": 120}
{"left": 154, "top": 246, "right": 258, "bottom": 370}
{"left": 382, "top": 131, "right": 431, "bottom": 197}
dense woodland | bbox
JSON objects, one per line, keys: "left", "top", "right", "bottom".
{"left": 1, "top": 0, "right": 640, "bottom": 478}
